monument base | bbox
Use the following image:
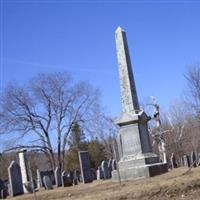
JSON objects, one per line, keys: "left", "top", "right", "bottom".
{"left": 112, "top": 162, "right": 168, "bottom": 181}
{"left": 112, "top": 112, "right": 168, "bottom": 182}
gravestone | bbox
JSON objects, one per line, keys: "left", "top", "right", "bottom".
{"left": 186, "top": 155, "right": 191, "bottom": 167}
{"left": 112, "top": 159, "right": 117, "bottom": 170}
{"left": 97, "top": 166, "right": 103, "bottom": 180}
{"left": 74, "top": 170, "right": 81, "bottom": 182}
{"left": 43, "top": 176, "right": 53, "bottom": 190}
{"left": 36, "top": 169, "right": 42, "bottom": 188}
{"left": 197, "top": 153, "right": 200, "bottom": 166}
{"left": 18, "top": 149, "right": 30, "bottom": 193}
{"left": 112, "top": 27, "right": 168, "bottom": 181}
{"left": 170, "top": 153, "right": 178, "bottom": 169}
{"left": 108, "top": 159, "right": 113, "bottom": 177}
{"left": 8, "top": 161, "right": 24, "bottom": 197}
{"left": 0, "top": 179, "right": 8, "bottom": 199}
{"left": 191, "top": 152, "right": 197, "bottom": 167}
{"left": 90, "top": 168, "right": 97, "bottom": 180}
{"left": 78, "top": 151, "right": 92, "bottom": 183}
{"left": 61, "top": 171, "right": 73, "bottom": 187}
{"left": 101, "top": 161, "right": 111, "bottom": 179}
{"left": 54, "top": 167, "right": 62, "bottom": 187}
{"left": 183, "top": 155, "right": 188, "bottom": 166}
{"left": 39, "top": 170, "right": 55, "bottom": 186}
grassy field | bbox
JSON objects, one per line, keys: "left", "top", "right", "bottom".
{"left": 9, "top": 167, "right": 200, "bottom": 200}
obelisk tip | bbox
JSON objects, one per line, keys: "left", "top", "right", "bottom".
{"left": 116, "top": 26, "right": 125, "bottom": 33}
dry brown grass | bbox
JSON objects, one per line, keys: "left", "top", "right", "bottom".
{"left": 9, "top": 167, "right": 200, "bottom": 200}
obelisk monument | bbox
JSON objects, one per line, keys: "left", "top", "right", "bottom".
{"left": 112, "top": 27, "right": 167, "bottom": 181}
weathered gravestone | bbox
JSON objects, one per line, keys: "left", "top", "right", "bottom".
{"left": 197, "top": 153, "right": 200, "bottom": 166}
{"left": 191, "top": 152, "right": 197, "bottom": 167}
{"left": 101, "top": 161, "right": 111, "bottom": 179}
{"left": 186, "top": 155, "right": 191, "bottom": 167}
{"left": 183, "top": 155, "right": 188, "bottom": 167}
{"left": 8, "top": 161, "right": 24, "bottom": 197}
{"left": 97, "top": 166, "right": 103, "bottom": 180}
{"left": 170, "top": 153, "right": 178, "bottom": 169}
{"left": 108, "top": 159, "right": 112, "bottom": 178}
{"left": 90, "top": 168, "right": 97, "bottom": 180}
{"left": 0, "top": 179, "right": 8, "bottom": 199}
{"left": 78, "top": 151, "right": 92, "bottom": 183}
{"left": 39, "top": 170, "right": 55, "bottom": 187}
{"left": 43, "top": 176, "right": 53, "bottom": 190}
{"left": 112, "top": 159, "right": 117, "bottom": 170}
{"left": 36, "top": 169, "right": 42, "bottom": 188}
{"left": 61, "top": 171, "right": 73, "bottom": 187}
{"left": 54, "top": 167, "right": 62, "bottom": 187}
{"left": 74, "top": 170, "right": 81, "bottom": 182}
{"left": 19, "top": 149, "right": 30, "bottom": 193}
{"left": 112, "top": 27, "right": 167, "bottom": 181}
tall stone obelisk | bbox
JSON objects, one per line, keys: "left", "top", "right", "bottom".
{"left": 112, "top": 27, "right": 167, "bottom": 181}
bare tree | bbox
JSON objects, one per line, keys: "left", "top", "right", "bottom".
{"left": 184, "top": 64, "right": 200, "bottom": 116}
{"left": 0, "top": 72, "right": 101, "bottom": 170}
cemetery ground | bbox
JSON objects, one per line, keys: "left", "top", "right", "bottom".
{"left": 10, "top": 167, "right": 200, "bottom": 200}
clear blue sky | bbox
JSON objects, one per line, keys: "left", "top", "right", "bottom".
{"left": 1, "top": 0, "right": 200, "bottom": 117}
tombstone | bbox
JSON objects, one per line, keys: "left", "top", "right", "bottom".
{"left": 112, "top": 159, "right": 117, "bottom": 170}
{"left": 39, "top": 170, "right": 55, "bottom": 186}
{"left": 96, "top": 166, "right": 103, "bottom": 180}
{"left": 183, "top": 155, "right": 188, "bottom": 167}
{"left": 191, "top": 152, "right": 197, "bottom": 167}
{"left": 8, "top": 161, "right": 24, "bottom": 197}
{"left": 24, "top": 182, "right": 34, "bottom": 193}
{"left": 43, "top": 176, "right": 53, "bottom": 190}
{"left": 74, "top": 170, "right": 81, "bottom": 182}
{"left": 36, "top": 169, "right": 42, "bottom": 188}
{"left": 186, "top": 155, "right": 191, "bottom": 167}
{"left": 101, "top": 161, "right": 111, "bottom": 179}
{"left": 19, "top": 149, "right": 30, "bottom": 193}
{"left": 54, "top": 167, "right": 62, "bottom": 187}
{"left": 170, "top": 153, "right": 178, "bottom": 169}
{"left": 61, "top": 171, "right": 73, "bottom": 187}
{"left": 90, "top": 168, "right": 97, "bottom": 180}
{"left": 78, "top": 151, "right": 92, "bottom": 183}
{"left": 197, "top": 153, "right": 200, "bottom": 166}
{"left": 0, "top": 179, "right": 8, "bottom": 199}
{"left": 112, "top": 27, "right": 167, "bottom": 181}
{"left": 107, "top": 159, "right": 112, "bottom": 178}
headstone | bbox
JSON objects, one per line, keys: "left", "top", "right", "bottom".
{"left": 43, "top": 176, "right": 53, "bottom": 190}
{"left": 191, "top": 151, "right": 197, "bottom": 167}
{"left": 24, "top": 182, "right": 33, "bottom": 193}
{"left": 0, "top": 179, "right": 8, "bottom": 199}
{"left": 90, "top": 168, "right": 97, "bottom": 180}
{"left": 39, "top": 170, "right": 55, "bottom": 186}
{"left": 78, "top": 151, "right": 92, "bottom": 183}
{"left": 8, "top": 161, "right": 24, "bottom": 197}
{"left": 96, "top": 166, "right": 103, "bottom": 180}
{"left": 112, "top": 27, "right": 168, "bottom": 181}
{"left": 112, "top": 159, "right": 117, "bottom": 170}
{"left": 61, "top": 171, "right": 73, "bottom": 187}
{"left": 18, "top": 149, "right": 30, "bottom": 193}
{"left": 54, "top": 167, "right": 62, "bottom": 187}
{"left": 108, "top": 159, "right": 112, "bottom": 177}
{"left": 74, "top": 170, "right": 81, "bottom": 182}
{"left": 101, "top": 161, "right": 111, "bottom": 179}
{"left": 36, "top": 169, "right": 42, "bottom": 188}
{"left": 170, "top": 153, "right": 178, "bottom": 169}
{"left": 197, "top": 153, "right": 200, "bottom": 166}
{"left": 183, "top": 155, "right": 188, "bottom": 166}
{"left": 186, "top": 155, "right": 191, "bottom": 167}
